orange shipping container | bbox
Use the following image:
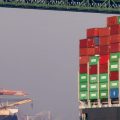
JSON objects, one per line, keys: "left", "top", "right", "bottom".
{"left": 99, "top": 27, "right": 111, "bottom": 36}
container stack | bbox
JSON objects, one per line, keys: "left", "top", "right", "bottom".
{"left": 79, "top": 16, "right": 120, "bottom": 108}
{"left": 108, "top": 16, "right": 120, "bottom": 100}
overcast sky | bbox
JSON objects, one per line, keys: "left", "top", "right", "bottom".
{"left": 0, "top": 8, "right": 117, "bottom": 120}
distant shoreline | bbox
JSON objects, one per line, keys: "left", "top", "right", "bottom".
{"left": 0, "top": 2, "right": 119, "bottom": 14}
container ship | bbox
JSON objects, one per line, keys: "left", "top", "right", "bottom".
{"left": 79, "top": 16, "right": 120, "bottom": 120}
{"left": 0, "top": 89, "right": 32, "bottom": 120}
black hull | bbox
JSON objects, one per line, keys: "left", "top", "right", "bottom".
{"left": 82, "top": 107, "right": 120, "bottom": 120}
{"left": 0, "top": 114, "right": 18, "bottom": 120}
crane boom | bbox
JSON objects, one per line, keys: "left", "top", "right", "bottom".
{"left": 0, "top": 89, "right": 27, "bottom": 96}
{"left": 8, "top": 98, "right": 32, "bottom": 107}
{"left": 0, "top": 98, "right": 32, "bottom": 109}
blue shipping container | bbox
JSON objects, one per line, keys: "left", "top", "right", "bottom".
{"left": 110, "top": 88, "right": 119, "bottom": 99}
{"left": 93, "top": 37, "right": 99, "bottom": 46}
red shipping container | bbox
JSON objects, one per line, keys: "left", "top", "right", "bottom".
{"left": 87, "top": 28, "right": 99, "bottom": 38}
{"left": 87, "top": 48, "right": 95, "bottom": 56}
{"left": 110, "top": 71, "right": 119, "bottom": 81}
{"left": 87, "top": 39, "right": 94, "bottom": 48}
{"left": 80, "top": 48, "right": 95, "bottom": 56}
{"left": 79, "top": 38, "right": 94, "bottom": 48}
{"left": 79, "top": 56, "right": 89, "bottom": 64}
{"left": 100, "top": 46, "right": 110, "bottom": 55}
{"left": 79, "top": 64, "right": 87, "bottom": 73}
{"left": 107, "top": 16, "right": 118, "bottom": 26}
{"left": 110, "top": 24, "right": 120, "bottom": 35}
{"left": 99, "top": 27, "right": 111, "bottom": 36}
{"left": 79, "top": 39, "right": 87, "bottom": 48}
{"left": 80, "top": 48, "right": 88, "bottom": 56}
{"left": 99, "top": 63, "right": 108, "bottom": 73}
{"left": 99, "top": 36, "right": 111, "bottom": 46}
{"left": 110, "top": 43, "right": 120, "bottom": 53}
{"left": 99, "top": 55, "right": 109, "bottom": 64}
{"left": 95, "top": 46, "right": 99, "bottom": 55}
{"left": 89, "top": 65, "right": 97, "bottom": 74}
{"left": 111, "top": 34, "right": 120, "bottom": 43}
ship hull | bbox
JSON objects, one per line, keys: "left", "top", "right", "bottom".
{"left": 0, "top": 114, "right": 18, "bottom": 120}
{"left": 82, "top": 107, "right": 120, "bottom": 120}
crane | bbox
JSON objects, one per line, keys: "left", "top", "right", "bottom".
{"left": 0, "top": 98, "right": 32, "bottom": 115}
{"left": 0, "top": 98, "right": 32, "bottom": 109}
{"left": 0, "top": 89, "right": 27, "bottom": 96}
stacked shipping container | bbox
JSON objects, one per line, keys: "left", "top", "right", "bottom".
{"left": 79, "top": 16, "right": 120, "bottom": 107}
{"left": 109, "top": 16, "right": 120, "bottom": 100}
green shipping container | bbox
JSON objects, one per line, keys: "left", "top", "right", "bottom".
{"left": 99, "top": 74, "right": 108, "bottom": 83}
{"left": 90, "top": 91, "right": 98, "bottom": 100}
{"left": 90, "top": 84, "right": 98, "bottom": 91}
{"left": 79, "top": 74, "right": 88, "bottom": 83}
{"left": 100, "top": 82, "right": 108, "bottom": 90}
{"left": 110, "top": 62, "right": 119, "bottom": 71}
{"left": 110, "top": 80, "right": 119, "bottom": 88}
{"left": 100, "top": 91, "right": 108, "bottom": 99}
{"left": 110, "top": 52, "right": 120, "bottom": 61}
{"left": 89, "top": 56, "right": 99, "bottom": 65}
{"left": 80, "top": 83, "right": 88, "bottom": 91}
{"left": 118, "top": 16, "right": 120, "bottom": 24}
{"left": 80, "top": 91, "right": 88, "bottom": 100}
{"left": 89, "top": 74, "right": 98, "bottom": 83}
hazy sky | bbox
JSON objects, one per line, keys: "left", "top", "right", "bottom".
{"left": 0, "top": 8, "right": 117, "bottom": 120}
